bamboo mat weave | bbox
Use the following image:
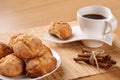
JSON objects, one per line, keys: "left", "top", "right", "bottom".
{"left": 0, "top": 25, "right": 120, "bottom": 80}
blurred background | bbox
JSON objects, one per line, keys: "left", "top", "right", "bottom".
{"left": 0, "top": 0, "right": 119, "bottom": 35}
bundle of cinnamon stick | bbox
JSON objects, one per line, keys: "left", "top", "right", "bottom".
{"left": 73, "top": 50, "right": 116, "bottom": 68}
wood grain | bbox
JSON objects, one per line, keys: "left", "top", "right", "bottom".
{"left": 0, "top": 22, "right": 120, "bottom": 80}
{"left": 0, "top": 0, "right": 120, "bottom": 34}
{"left": 0, "top": 0, "right": 120, "bottom": 80}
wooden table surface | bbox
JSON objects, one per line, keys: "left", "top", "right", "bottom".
{"left": 0, "top": 0, "right": 120, "bottom": 80}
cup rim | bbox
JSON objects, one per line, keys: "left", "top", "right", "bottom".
{"left": 77, "top": 6, "right": 111, "bottom": 21}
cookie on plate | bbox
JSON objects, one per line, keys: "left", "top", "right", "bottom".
{"left": 26, "top": 45, "right": 57, "bottom": 78}
{"left": 8, "top": 34, "right": 43, "bottom": 59}
{"left": 0, "top": 42, "right": 13, "bottom": 59}
{"left": 0, "top": 54, "right": 24, "bottom": 77}
{"left": 49, "top": 21, "right": 72, "bottom": 39}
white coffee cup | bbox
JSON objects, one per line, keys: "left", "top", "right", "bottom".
{"left": 77, "top": 6, "right": 117, "bottom": 48}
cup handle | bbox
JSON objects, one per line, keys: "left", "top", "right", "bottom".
{"left": 104, "top": 14, "right": 118, "bottom": 35}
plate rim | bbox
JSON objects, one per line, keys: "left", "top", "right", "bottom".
{"left": 0, "top": 49, "right": 61, "bottom": 80}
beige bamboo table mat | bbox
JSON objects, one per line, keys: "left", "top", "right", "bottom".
{"left": 0, "top": 24, "right": 120, "bottom": 80}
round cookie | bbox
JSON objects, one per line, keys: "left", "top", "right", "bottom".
{"left": 26, "top": 45, "right": 57, "bottom": 78}
{"left": 49, "top": 21, "right": 72, "bottom": 39}
{"left": 0, "top": 42, "right": 13, "bottom": 59}
{"left": 0, "top": 54, "right": 24, "bottom": 77}
{"left": 8, "top": 34, "right": 43, "bottom": 59}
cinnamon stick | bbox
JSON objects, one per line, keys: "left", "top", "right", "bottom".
{"left": 78, "top": 54, "right": 111, "bottom": 60}
{"left": 82, "top": 50, "right": 91, "bottom": 54}
{"left": 105, "top": 59, "right": 117, "bottom": 64}
{"left": 84, "top": 61, "right": 113, "bottom": 68}
{"left": 73, "top": 57, "right": 104, "bottom": 62}
{"left": 73, "top": 50, "right": 117, "bottom": 68}
{"left": 98, "top": 62, "right": 113, "bottom": 68}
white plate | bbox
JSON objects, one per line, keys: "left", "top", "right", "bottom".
{"left": 0, "top": 49, "right": 61, "bottom": 80}
{"left": 43, "top": 26, "right": 112, "bottom": 45}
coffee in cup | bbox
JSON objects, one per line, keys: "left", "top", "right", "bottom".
{"left": 82, "top": 14, "right": 105, "bottom": 19}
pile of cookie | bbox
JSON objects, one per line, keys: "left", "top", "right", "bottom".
{"left": 0, "top": 34, "right": 57, "bottom": 78}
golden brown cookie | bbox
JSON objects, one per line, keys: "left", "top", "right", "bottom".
{"left": 0, "top": 42, "right": 13, "bottom": 59}
{"left": 26, "top": 45, "right": 57, "bottom": 78}
{"left": 0, "top": 54, "right": 24, "bottom": 77}
{"left": 8, "top": 34, "right": 43, "bottom": 59}
{"left": 37, "top": 45, "right": 52, "bottom": 57}
{"left": 49, "top": 21, "right": 72, "bottom": 39}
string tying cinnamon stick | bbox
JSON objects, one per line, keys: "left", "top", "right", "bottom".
{"left": 73, "top": 49, "right": 116, "bottom": 69}
{"left": 89, "top": 50, "right": 104, "bottom": 70}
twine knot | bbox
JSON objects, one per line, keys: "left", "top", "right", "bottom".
{"left": 89, "top": 49, "right": 104, "bottom": 70}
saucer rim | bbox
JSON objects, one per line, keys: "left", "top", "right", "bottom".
{"left": 42, "top": 25, "right": 112, "bottom": 45}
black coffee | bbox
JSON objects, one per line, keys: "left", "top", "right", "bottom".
{"left": 83, "top": 14, "right": 105, "bottom": 19}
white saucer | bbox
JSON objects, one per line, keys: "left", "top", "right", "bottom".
{"left": 43, "top": 26, "right": 112, "bottom": 46}
{"left": 0, "top": 49, "right": 61, "bottom": 80}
